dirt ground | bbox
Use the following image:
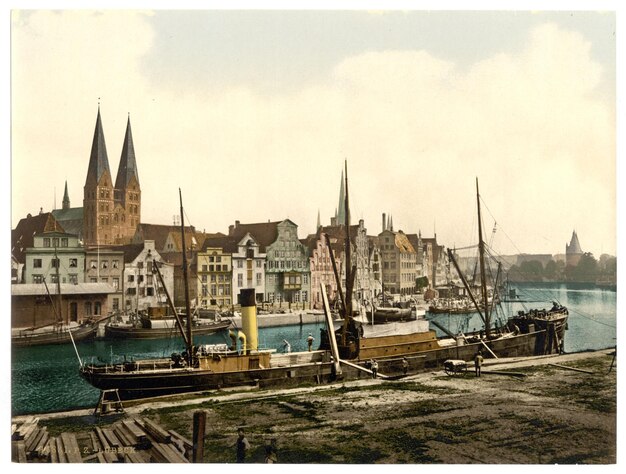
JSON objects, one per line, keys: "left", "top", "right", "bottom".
{"left": 28, "top": 349, "right": 617, "bottom": 464}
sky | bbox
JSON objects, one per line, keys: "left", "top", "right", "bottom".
{"left": 8, "top": 4, "right": 620, "bottom": 259}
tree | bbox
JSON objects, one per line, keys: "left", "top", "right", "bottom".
{"left": 569, "top": 253, "right": 599, "bottom": 282}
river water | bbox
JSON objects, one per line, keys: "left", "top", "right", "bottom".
{"left": 11, "top": 283, "right": 616, "bottom": 415}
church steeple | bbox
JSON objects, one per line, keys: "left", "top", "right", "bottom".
{"left": 85, "top": 106, "right": 111, "bottom": 186}
{"left": 336, "top": 168, "right": 346, "bottom": 226}
{"left": 115, "top": 115, "right": 140, "bottom": 193}
{"left": 62, "top": 181, "right": 70, "bottom": 210}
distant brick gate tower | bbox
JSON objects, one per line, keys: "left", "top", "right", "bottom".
{"left": 566, "top": 230, "right": 583, "bottom": 267}
{"left": 83, "top": 107, "right": 141, "bottom": 246}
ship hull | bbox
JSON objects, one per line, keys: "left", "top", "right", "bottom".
{"left": 104, "top": 321, "right": 230, "bottom": 339}
{"left": 12, "top": 324, "right": 98, "bottom": 348}
{"left": 80, "top": 322, "right": 565, "bottom": 400}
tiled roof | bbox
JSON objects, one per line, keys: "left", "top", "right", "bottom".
{"left": 12, "top": 213, "right": 64, "bottom": 263}
{"left": 228, "top": 221, "right": 280, "bottom": 252}
{"left": 133, "top": 223, "right": 197, "bottom": 250}
{"left": 201, "top": 235, "right": 239, "bottom": 253}
{"left": 51, "top": 207, "right": 84, "bottom": 238}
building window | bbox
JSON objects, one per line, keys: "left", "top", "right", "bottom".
{"left": 102, "top": 260, "right": 108, "bottom": 269}
{"left": 32, "top": 274, "right": 43, "bottom": 283}
{"left": 61, "top": 238, "right": 68, "bottom": 247}
{"left": 112, "top": 260, "right": 119, "bottom": 269}
{"left": 112, "top": 298, "right": 119, "bottom": 311}
{"left": 147, "top": 287, "right": 154, "bottom": 296}
{"left": 113, "top": 278, "right": 119, "bottom": 290}
{"left": 90, "top": 277, "right": 97, "bottom": 283}
{"left": 256, "top": 273, "right": 262, "bottom": 286}
{"left": 128, "top": 275, "right": 135, "bottom": 283}
{"left": 33, "top": 258, "right": 42, "bottom": 268}
{"left": 127, "top": 287, "right": 136, "bottom": 295}
{"left": 238, "top": 274, "right": 243, "bottom": 287}
{"left": 43, "top": 238, "right": 50, "bottom": 248}
{"left": 51, "top": 258, "right": 60, "bottom": 268}
{"left": 85, "top": 302, "right": 92, "bottom": 315}
{"left": 90, "top": 260, "right": 97, "bottom": 269}
{"left": 69, "top": 274, "right": 78, "bottom": 284}
{"left": 94, "top": 302, "right": 101, "bottom": 316}
{"left": 202, "top": 264, "right": 207, "bottom": 272}
{"left": 303, "top": 274, "right": 309, "bottom": 284}
{"left": 69, "top": 258, "right": 77, "bottom": 268}
{"left": 202, "top": 275, "right": 208, "bottom": 283}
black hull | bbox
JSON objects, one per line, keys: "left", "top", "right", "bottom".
{"left": 104, "top": 321, "right": 230, "bottom": 339}
{"left": 80, "top": 324, "right": 565, "bottom": 400}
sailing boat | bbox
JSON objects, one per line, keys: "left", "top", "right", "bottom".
{"left": 80, "top": 178, "right": 568, "bottom": 401}
{"left": 12, "top": 247, "right": 99, "bottom": 347}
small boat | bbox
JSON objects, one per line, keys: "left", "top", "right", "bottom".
{"left": 104, "top": 313, "right": 230, "bottom": 339}
{"left": 12, "top": 321, "right": 98, "bottom": 348}
{"left": 372, "top": 305, "right": 413, "bottom": 323}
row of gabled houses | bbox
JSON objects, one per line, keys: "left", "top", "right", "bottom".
{"left": 11, "top": 208, "right": 448, "bottom": 328}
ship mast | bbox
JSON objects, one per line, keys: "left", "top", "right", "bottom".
{"left": 476, "top": 178, "right": 491, "bottom": 339}
{"left": 179, "top": 189, "right": 194, "bottom": 357}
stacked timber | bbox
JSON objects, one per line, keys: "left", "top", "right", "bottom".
{"left": 11, "top": 416, "right": 192, "bottom": 463}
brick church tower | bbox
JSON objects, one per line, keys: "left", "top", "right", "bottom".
{"left": 83, "top": 107, "right": 141, "bottom": 246}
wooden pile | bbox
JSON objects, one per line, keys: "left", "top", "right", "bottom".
{"left": 11, "top": 416, "right": 193, "bottom": 463}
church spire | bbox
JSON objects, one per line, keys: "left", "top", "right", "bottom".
{"left": 316, "top": 209, "right": 321, "bottom": 230}
{"left": 62, "top": 180, "right": 70, "bottom": 210}
{"left": 336, "top": 167, "right": 346, "bottom": 226}
{"left": 85, "top": 105, "right": 111, "bottom": 185}
{"left": 115, "top": 115, "right": 140, "bottom": 191}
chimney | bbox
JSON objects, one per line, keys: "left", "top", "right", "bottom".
{"left": 382, "top": 213, "right": 386, "bottom": 232}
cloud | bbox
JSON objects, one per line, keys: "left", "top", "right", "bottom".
{"left": 12, "top": 15, "right": 615, "bottom": 257}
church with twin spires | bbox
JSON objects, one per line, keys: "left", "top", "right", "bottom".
{"left": 55, "top": 107, "right": 142, "bottom": 247}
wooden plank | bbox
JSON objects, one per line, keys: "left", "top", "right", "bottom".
{"left": 162, "top": 442, "right": 189, "bottom": 463}
{"left": 168, "top": 429, "right": 192, "bottom": 450}
{"left": 137, "top": 417, "right": 171, "bottom": 443}
{"left": 151, "top": 442, "right": 188, "bottom": 463}
{"left": 49, "top": 437, "right": 59, "bottom": 463}
{"left": 123, "top": 420, "right": 147, "bottom": 442}
{"left": 34, "top": 432, "right": 50, "bottom": 458}
{"left": 103, "top": 451, "right": 119, "bottom": 463}
{"left": 89, "top": 431, "right": 101, "bottom": 454}
{"left": 14, "top": 441, "right": 27, "bottom": 463}
{"left": 102, "top": 427, "right": 122, "bottom": 448}
{"left": 94, "top": 426, "right": 111, "bottom": 451}
{"left": 60, "top": 432, "right": 83, "bottom": 463}
{"left": 124, "top": 451, "right": 147, "bottom": 463}
{"left": 55, "top": 437, "right": 68, "bottom": 463}
{"left": 25, "top": 427, "right": 44, "bottom": 453}
{"left": 113, "top": 425, "right": 133, "bottom": 446}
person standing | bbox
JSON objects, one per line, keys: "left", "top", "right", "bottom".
{"left": 235, "top": 428, "right": 250, "bottom": 463}
{"left": 402, "top": 357, "right": 409, "bottom": 375}
{"left": 474, "top": 350, "right": 484, "bottom": 377}
{"left": 371, "top": 359, "right": 378, "bottom": 379}
{"left": 307, "top": 333, "right": 314, "bottom": 352}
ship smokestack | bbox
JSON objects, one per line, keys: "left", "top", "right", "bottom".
{"left": 239, "top": 288, "right": 258, "bottom": 352}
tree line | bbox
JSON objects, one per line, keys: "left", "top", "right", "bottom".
{"left": 507, "top": 253, "right": 617, "bottom": 284}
